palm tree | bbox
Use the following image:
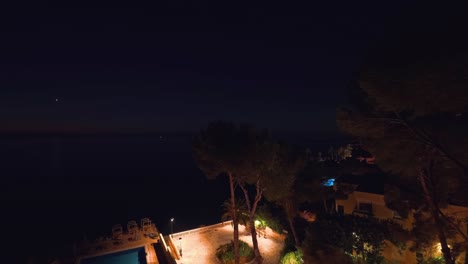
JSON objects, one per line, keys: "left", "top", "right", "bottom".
{"left": 221, "top": 198, "right": 249, "bottom": 227}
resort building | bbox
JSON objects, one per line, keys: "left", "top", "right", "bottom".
{"left": 334, "top": 175, "right": 468, "bottom": 263}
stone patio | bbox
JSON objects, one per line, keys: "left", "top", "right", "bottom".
{"left": 171, "top": 223, "right": 285, "bottom": 264}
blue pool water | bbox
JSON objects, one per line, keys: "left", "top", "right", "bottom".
{"left": 81, "top": 247, "right": 146, "bottom": 264}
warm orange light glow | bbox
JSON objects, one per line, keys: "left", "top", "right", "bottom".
{"left": 299, "top": 210, "right": 316, "bottom": 222}
{"left": 434, "top": 243, "right": 452, "bottom": 254}
{"left": 171, "top": 223, "right": 284, "bottom": 264}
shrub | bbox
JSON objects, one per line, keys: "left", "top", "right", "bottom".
{"left": 216, "top": 240, "right": 254, "bottom": 264}
{"left": 280, "top": 250, "right": 303, "bottom": 264}
{"left": 238, "top": 241, "right": 253, "bottom": 257}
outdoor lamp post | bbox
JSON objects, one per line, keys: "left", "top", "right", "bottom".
{"left": 179, "top": 237, "right": 182, "bottom": 257}
{"left": 170, "top": 218, "right": 174, "bottom": 236}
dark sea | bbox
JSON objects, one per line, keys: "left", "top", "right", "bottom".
{"left": 1, "top": 132, "right": 346, "bottom": 261}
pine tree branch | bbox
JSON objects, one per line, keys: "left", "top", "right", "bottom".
{"left": 437, "top": 208, "right": 468, "bottom": 242}
{"left": 239, "top": 183, "right": 252, "bottom": 213}
{"left": 395, "top": 112, "right": 467, "bottom": 176}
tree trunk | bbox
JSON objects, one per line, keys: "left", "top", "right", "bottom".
{"left": 240, "top": 181, "right": 263, "bottom": 264}
{"left": 438, "top": 208, "right": 468, "bottom": 242}
{"left": 418, "top": 169, "right": 454, "bottom": 264}
{"left": 229, "top": 173, "right": 240, "bottom": 264}
{"left": 434, "top": 210, "right": 454, "bottom": 264}
{"left": 248, "top": 218, "right": 263, "bottom": 264}
{"left": 287, "top": 215, "right": 300, "bottom": 246}
{"left": 284, "top": 199, "right": 300, "bottom": 245}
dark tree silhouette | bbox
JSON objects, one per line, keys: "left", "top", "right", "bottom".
{"left": 193, "top": 121, "right": 248, "bottom": 264}
{"left": 262, "top": 143, "right": 306, "bottom": 246}
{"left": 295, "top": 160, "right": 338, "bottom": 214}
{"left": 233, "top": 126, "right": 274, "bottom": 264}
{"left": 337, "top": 49, "right": 468, "bottom": 263}
{"left": 194, "top": 121, "right": 274, "bottom": 264}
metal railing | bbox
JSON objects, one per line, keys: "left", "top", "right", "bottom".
{"left": 171, "top": 220, "right": 233, "bottom": 237}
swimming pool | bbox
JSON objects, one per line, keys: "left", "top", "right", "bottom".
{"left": 80, "top": 247, "right": 147, "bottom": 264}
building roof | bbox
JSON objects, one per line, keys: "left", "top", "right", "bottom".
{"left": 335, "top": 174, "right": 385, "bottom": 195}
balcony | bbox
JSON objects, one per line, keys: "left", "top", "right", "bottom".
{"left": 353, "top": 203, "right": 373, "bottom": 217}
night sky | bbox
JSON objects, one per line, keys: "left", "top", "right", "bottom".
{"left": 2, "top": 2, "right": 468, "bottom": 262}
{"left": 0, "top": 2, "right": 417, "bottom": 135}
